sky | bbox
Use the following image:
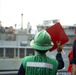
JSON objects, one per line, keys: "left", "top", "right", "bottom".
{"left": 0, "top": 0, "right": 76, "bottom": 29}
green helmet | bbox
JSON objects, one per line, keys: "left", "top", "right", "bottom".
{"left": 30, "top": 30, "right": 54, "bottom": 50}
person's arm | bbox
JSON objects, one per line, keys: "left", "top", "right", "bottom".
{"left": 17, "top": 63, "right": 25, "bottom": 75}
{"left": 56, "top": 41, "right": 64, "bottom": 70}
{"left": 70, "top": 40, "right": 76, "bottom": 75}
{"left": 70, "top": 40, "right": 76, "bottom": 64}
{"left": 56, "top": 53, "right": 64, "bottom": 69}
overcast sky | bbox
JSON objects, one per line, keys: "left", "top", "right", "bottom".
{"left": 0, "top": 0, "right": 76, "bottom": 29}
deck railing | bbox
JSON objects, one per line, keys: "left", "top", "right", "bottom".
{"left": 0, "top": 70, "right": 71, "bottom": 75}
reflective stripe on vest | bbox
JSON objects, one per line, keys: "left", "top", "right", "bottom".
{"left": 27, "top": 62, "right": 53, "bottom": 69}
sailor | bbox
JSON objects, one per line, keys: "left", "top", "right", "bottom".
{"left": 68, "top": 39, "right": 76, "bottom": 75}
{"left": 17, "top": 30, "right": 64, "bottom": 75}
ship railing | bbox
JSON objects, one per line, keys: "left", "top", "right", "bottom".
{"left": 0, "top": 70, "right": 71, "bottom": 75}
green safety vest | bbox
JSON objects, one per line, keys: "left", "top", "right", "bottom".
{"left": 22, "top": 53, "right": 58, "bottom": 75}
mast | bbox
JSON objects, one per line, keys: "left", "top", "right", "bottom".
{"left": 21, "top": 13, "right": 23, "bottom": 29}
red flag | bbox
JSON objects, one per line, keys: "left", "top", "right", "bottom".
{"left": 46, "top": 22, "right": 69, "bottom": 52}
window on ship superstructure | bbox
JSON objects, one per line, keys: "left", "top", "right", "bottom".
{"left": 26, "top": 48, "right": 35, "bottom": 56}
{"left": 0, "top": 48, "right": 3, "bottom": 58}
{"left": 6, "top": 48, "right": 14, "bottom": 58}
{"left": 20, "top": 48, "right": 25, "bottom": 58}
{"left": 16, "top": 48, "right": 18, "bottom": 57}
